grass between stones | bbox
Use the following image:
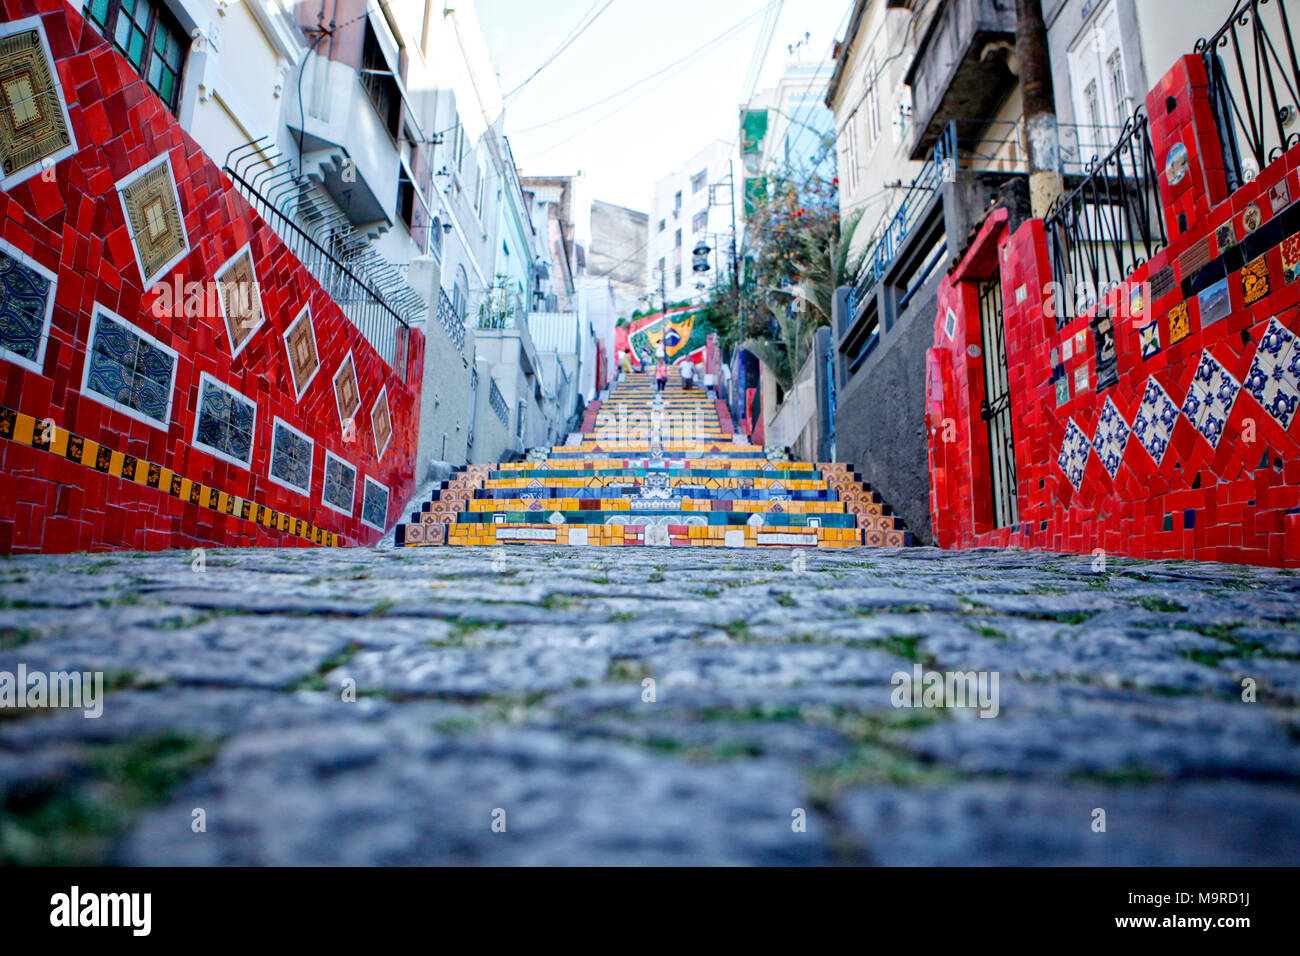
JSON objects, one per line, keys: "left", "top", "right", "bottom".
{"left": 606, "top": 657, "right": 652, "bottom": 682}
{"left": 1138, "top": 597, "right": 1187, "bottom": 613}
{"left": 0, "top": 731, "right": 220, "bottom": 865}
{"left": 291, "top": 642, "right": 363, "bottom": 691}
{"left": 0, "top": 627, "right": 41, "bottom": 649}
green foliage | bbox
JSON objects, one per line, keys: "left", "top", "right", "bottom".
{"left": 700, "top": 163, "right": 863, "bottom": 390}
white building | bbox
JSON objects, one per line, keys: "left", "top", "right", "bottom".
{"left": 646, "top": 139, "right": 738, "bottom": 306}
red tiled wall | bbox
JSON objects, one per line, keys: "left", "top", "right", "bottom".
{"left": 928, "top": 54, "right": 1300, "bottom": 567}
{"left": 0, "top": 2, "right": 424, "bottom": 553}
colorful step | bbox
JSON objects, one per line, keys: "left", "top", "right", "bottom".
{"left": 394, "top": 372, "right": 912, "bottom": 548}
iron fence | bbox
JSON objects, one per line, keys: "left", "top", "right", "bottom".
{"left": 1043, "top": 107, "right": 1167, "bottom": 327}
{"left": 488, "top": 378, "right": 508, "bottom": 426}
{"left": 436, "top": 287, "right": 466, "bottom": 354}
{"left": 222, "top": 139, "right": 426, "bottom": 377}
{"left": 848, "top": 122, "right": 955, "bottom": 320}
{"left": 1197, "top": 0, "right": 1300, "bottom": 193}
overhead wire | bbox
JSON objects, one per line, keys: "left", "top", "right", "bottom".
{"left": 503, "top": 0, "right": 616, "bottom": 103}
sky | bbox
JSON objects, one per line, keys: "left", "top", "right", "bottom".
{"left": 476, "top": 0, "right": 852, "bottom": 213}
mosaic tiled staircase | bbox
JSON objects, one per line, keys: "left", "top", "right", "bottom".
{"left": 395, "top": 371, "right": 912, "bottom": 548}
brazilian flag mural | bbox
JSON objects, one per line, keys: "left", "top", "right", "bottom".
{"left": 615, "top": 306, "right": 709, "bottom": 368}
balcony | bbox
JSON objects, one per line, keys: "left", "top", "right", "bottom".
{"left": 904, "top": 0, "right": 1018, "bottom": 160}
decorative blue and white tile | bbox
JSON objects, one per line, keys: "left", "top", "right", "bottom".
{"left": 1132, "top": 376, "right": 1178, "bottom": 465}
{"left": 1254, "top": 317, "right": 1296, "bottom": 371}
{"left": 1057, "top": 418, "right": 1091, "bottom": 490}
{"left": 1181, "top": 350, "right": 1240, "bottom": 448}
{"left": 1241, "top": 316, "right": 1300, "bottom": 429}
{"left": 1091, "top": 396, "right": 1131, "bottom": 478}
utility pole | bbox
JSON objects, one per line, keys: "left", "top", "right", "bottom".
{"left": 728, "top": 159, "right": 741, "bottom": 350}
{"left": 1015, "top": 0, "right": 1063, "bottom": 218}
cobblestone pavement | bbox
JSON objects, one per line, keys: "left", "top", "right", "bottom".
{"left": 2, "top": 544, "right": 1299, "bottom": 865}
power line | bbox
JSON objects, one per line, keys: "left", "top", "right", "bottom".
{"left": 511, "top": 0, "right": 777, "bottom": 137}
{"left": 523, "top": 3, "right": 780, "bottom": 160}
{"left": 504, "top": 0, "right": 616, "bottom": 102}
{"left": 739, "top": 0, "right": 783, "bottom": 106}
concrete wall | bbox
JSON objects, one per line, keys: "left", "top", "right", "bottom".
{"left": 834, "top": 276, "right": 939, "bottom": 545}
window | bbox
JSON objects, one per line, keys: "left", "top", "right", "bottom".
{"left": 692, "top": 210, "right": 707, "bottom": 233}
{"left": 674, "top": 228, "right": 682, "bottom": 248}
{"left": 322, "top": 450, "right": 357, "bottom": 516}
{"left": 674, "top": 266, "right": 681, "bottom": 287}
{"left": 268, "top": 417, "right": 313, "bottom": 496}
{"left": 657, "top": 256, "right": 665, "bottom": 278}
{"left": 1082, "top": 85, "right": 1100, "bottom": 138}
{"left": 673, "top": 190, "right": 682, "bottom": 215}
{"left": 691, "top": 170, "right": 707, "bottom": 193}
{"left": 360, "top": 21, "right": 402, "bottom": 139}
{"left": 842, "top": 112, "right": 860, "bottom": 196}
{"left": 361, "top": 476, "right": 389, "bottom": 531}
{"left": 395, "top": 175, "right": 416, "bottom": 230}
{"left": 1106, "top": 48, "right": 1127, "bottom": 124}
{"left": 192, "top": 372, "right": 256, "bottom": 469}
{"left": 657, "top": 218, "right": 665, "bottom": 232}
{"left": 81, "top": 303, "right": 178, "bottom": 429}
{"left": 515, "top": 401, "right": 526, "bottom": 441}
{"left": 863, "top": 56, "right": 880, "bottom": 152}
{"left": 83, "top": 0, "right": 188, "bottom": 114}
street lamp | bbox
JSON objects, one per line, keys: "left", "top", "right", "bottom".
{"left": 692, "top": 241, "right": 711, "bottom": 273}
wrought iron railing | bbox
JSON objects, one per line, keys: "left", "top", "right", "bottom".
{"left": 848, "top": 122, "right": 955, "bottom": 320}
{"left": 1043, "top": 107, "right": 1167, "bottom": 327}
{"left": 466, "top": 366, "right": 478, "bottom": 451}
{"left": 1197, "top": 0, "right": 1300, "bottom": 193}
{"left": 488, "top": 378, "right": 508, "bottom": 426}
{"left": 436, "top": 287, "right": 466, "bottom": 354}
{"left": 222, "top": 139, "right": 426, "bottom": 377}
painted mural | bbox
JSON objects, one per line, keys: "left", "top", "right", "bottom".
{"left": 615, "top": 306, "right": 708, "bottom": 368}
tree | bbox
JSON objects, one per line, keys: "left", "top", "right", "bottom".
{"left": 709, "top": 158, "right": 863, "bottom": 392}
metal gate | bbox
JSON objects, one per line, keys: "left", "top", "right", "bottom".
{"left": 978, "top": 279, "right": 1018, "bottom": 528}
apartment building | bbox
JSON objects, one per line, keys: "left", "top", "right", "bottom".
{"left": 646, "top": 139, "right": 737, "bottom": 307}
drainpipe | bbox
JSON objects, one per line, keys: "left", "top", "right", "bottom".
{"left": 1015, "top": 0, "right": 1063, "bottom": 218}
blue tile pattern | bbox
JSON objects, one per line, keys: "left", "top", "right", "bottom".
{"left": 1057, "top": 418, "right": 1091, "bottom": 490}
{"left": 362, "top": 478, "right": 389, "bottom": 529}
{"left": 269, "top": 421, "right": 312, "bottom": 493}
{"left": 0, "top": 249, "right": 52, "bottom": 365}
{"left": 85, "top": 311, "right": 175, "bottom": 425}
{"left": 195, "top": 378, "right": 254, "bottom": 465}
{"left": 1180, "top": 350, "right": 1240, "bottom": 448}
{"left": 1132, "top": 376, "right": 1179, "bottom": 465}
{"left": 323, "top": 455, "right": 356, "bottom": 513}
{"left": 1092, "top": 396, "right": 1131, "bottom": 478}
{"left": 1243, "top": 317, "right": 1300, "bottom": 430}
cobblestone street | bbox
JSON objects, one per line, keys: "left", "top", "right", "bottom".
{"left": 2, "top": 543, "right": 1299, "bottom": 865}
